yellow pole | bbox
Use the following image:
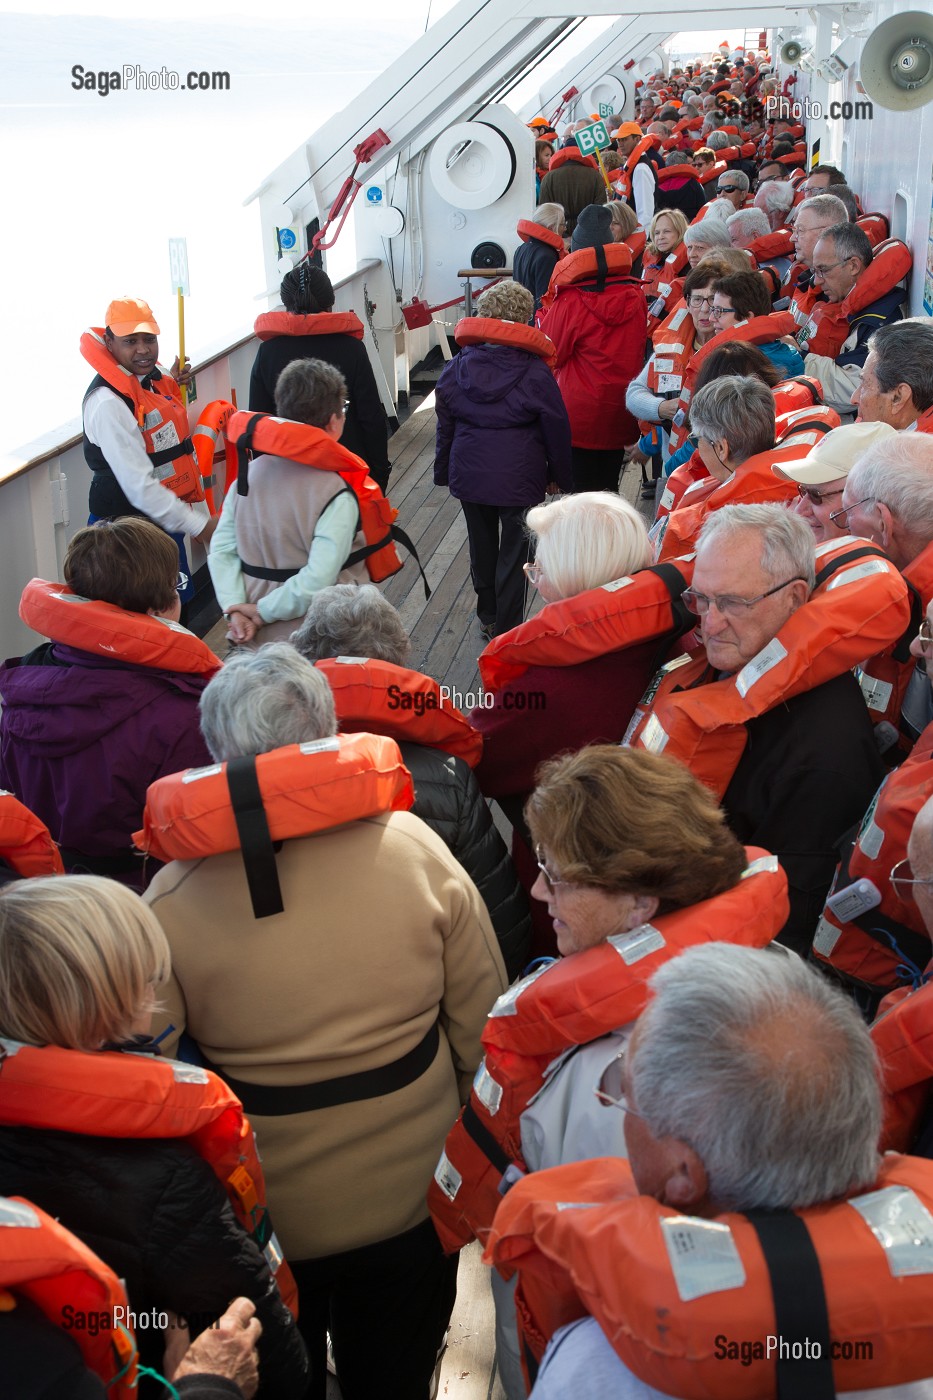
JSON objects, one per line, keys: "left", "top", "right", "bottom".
{"left": 595, "top": 146, "right": 611, "bottom": 192}
{"left": 177, "top": 287, "right": 186, "bottom": 406}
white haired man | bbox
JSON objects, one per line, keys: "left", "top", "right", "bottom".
{"left": 491, "top": 943, "right": 933, "bottom": 1399}
{"left": 852, "top": 319, "right": 933, "bottom": 433}
{"left": 633, "top": 505, "right": 885, "bottom": 952}
{"left": 835, "top": 434, "right": 933, "bottom": 745}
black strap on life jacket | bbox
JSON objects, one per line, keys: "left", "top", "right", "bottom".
{"left": 893, "top": 578, "right": 924, "bottom": 664}
{"left": 461, "top": 1101, "right": 513, "bottom": 1178}
{"left": 236, "top": 412, "right": 268, "bottom": 496}
{"left": 225, "top": 755, "right": 283, "bottom": 919}
{"left": 240, "top": 562, "right": 300, "bottom": 582}
{"left": 744, "top": 1210, "right": 835, "bottom": 1400}
{"left": 593, "top": 242, "right": 608, "bottom": 295}
{"left": 641, "top": 561, "right": 696, "bottom": 673}
{"left": 813, "top": 542, "right": 887, "bottom": 589}
{"left": 344, "top": 522, "right": 431, "bottom": 600}
{"left": 202, "top": 1021, "right": 440, "bottom": 1115}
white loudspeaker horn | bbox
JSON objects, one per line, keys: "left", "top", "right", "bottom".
{"left": 860, "top": 11, "right": 933, "bottom": 111}
{"left": 781, "top": 40, "right": 804, "bottom": 64}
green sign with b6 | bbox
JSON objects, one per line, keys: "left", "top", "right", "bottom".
{"left": 574, "top": 119, "right": 611, "bottom": 155}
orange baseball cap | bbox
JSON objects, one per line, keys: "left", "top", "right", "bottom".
{"left": 612, "top": 121, "right": 643, "bottom": 138}
{"left": 105, "top": 297, "right": 160, "bottom": 336}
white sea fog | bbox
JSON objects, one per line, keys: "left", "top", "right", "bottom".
{"left": 0, "top": 5, "right": 744, "bottom": 457}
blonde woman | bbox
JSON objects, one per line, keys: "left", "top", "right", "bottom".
{"left": 642, "top": 208, "right": 689, "bottom": 298}
{"left": 0, "top": 876, "right": 307, "bottom": 1400}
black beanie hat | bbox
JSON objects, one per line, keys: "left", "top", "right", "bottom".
{"left": 571, "top": 204, "right": 613, "bottom": 251}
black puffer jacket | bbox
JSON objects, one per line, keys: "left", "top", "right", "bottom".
{"left": 0, "top": 1126, "right": 308, "bottom": 1400}
{"left": 399, "top": 741, "right": 531, "bottom": 979}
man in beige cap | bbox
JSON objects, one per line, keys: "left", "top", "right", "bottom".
{"left": 81, "top": 298, "right": 216, "bottom": 593}
{"left": 773, "top": 421, "right": 896, "bottom": 543}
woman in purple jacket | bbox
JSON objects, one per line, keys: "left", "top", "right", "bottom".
{"left": 0, "top": 519, "right": 215, "bottom": 888}
{"left": 433, "top": 281, "right": 573, "bottom": 639}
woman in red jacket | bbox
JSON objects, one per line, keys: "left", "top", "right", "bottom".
{"left": 538, "top": 205, "right": 648, "bottom": 492}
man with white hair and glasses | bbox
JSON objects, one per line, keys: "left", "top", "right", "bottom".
{"left": 637, "top": 505, "right": 885, "bottom": 951}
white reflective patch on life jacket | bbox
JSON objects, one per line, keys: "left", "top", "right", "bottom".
{"left": 639, "top": 713, "right": 670, "bottom": 754}
{"left": 856, "top": 783, "right": 886, "bottom": 862}
{"left": 473, "top": 1059, "right": 503, "bottom": 1115}
{"left": 298, "top": 737, "right": 341, "bottom": 755}
{"left": 735, "top": 638, "right": 788, "bottom": 699}
{"left": 608, "top": 923, "right": 666, "bottom": 964}
{"left": 654, "top": 357, "right": 676, "bottom": 374}
{"left": 662, "top": 1216, "right": 746, "bottom": 1301}
{"left": 556, "top": 1201, "right": 602, "bottom": 1212}
{"left": 657, "top": 374, "right": 683, "bottom": 394}
{"left": 827, "top": 559, "right": 890, "bottom": 590}
{"left": 434, "top": 1151, "right": 462, "bottom": 1202}
{"left": 263, "top": 1231, "right": 284, "bottom": 1274}
{"left": 669, "top": 308, "right": 689, "bottom": 332}
{"left": 848, "top": 1186, "right": 933, "bottom": 1278}
{"left": 658, "top": 486, "right": 674, "bottom": 514}
{"left": 812, "top": 914, "right": 842, "bottom": 956}
{"left": 601, "top": 575, "right": 634, "bottom": 594}
{"left": 0, "top": 1199, "right": 40, "bottom": 1229}
{"left": 742, "top": 854, "right": 781, "bottom": 878}
{"left": 182, "top": 764, "right": 224, "bottom": 783}
{"left": 170, "top": 1061, "right": 211, "bottom": 1084}
{"left": 856, "top": 667, "right": 894, "bottom": 715}
{"left": 488, "top": 963, "right": 552, "bottom": 1018}
{"left": 780, "top": 431, "right": 821, "bottom": 449}
{"left": 333, "top": 655, "right": 371, "bottom": 665}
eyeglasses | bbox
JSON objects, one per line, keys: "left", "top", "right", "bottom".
{"left": 535, "top": 846, "right": 573, "bottom": 894}
{"left": 709, "top": 303, "right": 736, "bottom": 318}
{"left": 811, "top": 260, "right": 849, "bottom": 281}
{"left": 688, "top": 294, "right": 714, "bottom": 309}
{"left": 755, "top": 175, "right": 777, "bottom": 188}
{"left": 523, "top": 559, "right": 544, "bottom": 587}
{"left": 829, "top": 496, "right": 876, "bottom": 528}
{"left": 682, "top": 576, "right": 806, "bottom": 617}
{"left": 890, "top": 858, "right": 933, "bottom": 902}
{"left": 915, "top": 618, "right": 933, "bottom": 659}
{"left": 593, "top": 1047, "right": 647, "bottom": 1121}
{"left": 796, "top": 483, "right": 845, "bottom": 506}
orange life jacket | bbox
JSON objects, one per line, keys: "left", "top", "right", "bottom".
{"left": 627, "top": 538, "right": 911, "bottom": 799}
{"left": 667, "top": 309, "right": 799, "bottom": 450}
{"left": 646, "top": 281, "right": 686, "bottom": 340}
{"left": 314, "top": 657, "right": 483, "bottom": 767}
{"left": 656, "top": 404, "right": 840, "bottom": 562}
{"left": 917, "top": 405, "right": 933, "bottom": 434}
{"left": 18, "top": 578, "right": 222, "bottom": 678}
{"left": 694, "top": 160, "right": 727, "bottom": 187}
{"left": 538, "top": 243, "right": 633, "bottom": 316}
{"left": 516, "top": 220, "right": 566, "bottom": 260}
{"left": 0, "top": 792, "right": 63, "bottom": 878}
{"left": 853, "top": 539, "right": 933, "bottom": 744}
{"left": 134, "top": 732, "right": 415, "bottom": 918}
{"left": 857, "top": 213, "right": 890, "bottom": 248}
{"left": 478, "top": 560, "right": 695, "bottom": 694}
{"left": 655, "top": 449, "right": 710, "bottom": 521}
{"left": 645, "top": 302, "right": 699, "bottom": 399}
{"left": 191, "top": 399, "right": 237, "bottom": 514}
{"left": 0, "top": 1039, "right": 297, "bottom": 1315}
{"left": 796, "top": 239, "right": 912, "bottom": 358}
{"left": 486, "top": 1153, "right": 933, "bottom": 1398}
{"left": 0, "top": 1196, "right": 138, "bottom": 1397}
{"left": 428, "top": 852, "right": 788, "bottom": 1253}
{"left": 623, "top": 229, "right": 647, "bottom": 266}
{"left": 454, "top": 317, "right": 556, "bottom": 369}
{"left": 644, "top": 243, "right": 689, "bottom": 321}
{"left": 615, "top": 136, "right": 659, "bottom": 204}
{"left": 224, "top": 412, "right": 417, "bottom": 589}
{"left": 744, "top": 227, "right": 794, "bottom": 269}
{"left": 872, "top": 976, "right": 933, "bottom": 1152}
{"left": 252, "top": 309, "right": 365, "bottom": 342}
{"left": 812, "top": 716, "right": 933, "bottom": 996}
{"left": 80, "top": 329, "right": 204, "bottom": 505}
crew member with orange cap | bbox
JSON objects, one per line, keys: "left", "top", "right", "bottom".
{"left": 81, "top": 298, "right": 216, "bottom": 597}
{"left": 612, "top": 123, "right": 657, "bottom": 232}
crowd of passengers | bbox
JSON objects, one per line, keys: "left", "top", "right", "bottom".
{"left": 3, "top": 38, "right": 933, "bottom": 1400}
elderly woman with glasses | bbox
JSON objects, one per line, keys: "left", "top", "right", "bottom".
{"left": 709, "top": 271, "right": 804, "bottom": 377}
{"left": 464, "top": 745, "right": 753, "bottom": 1400}
{"left": 0, "top": 518, "right": 214, "bottom": 888}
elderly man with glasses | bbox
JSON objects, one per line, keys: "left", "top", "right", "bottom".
{"left": 797, "top": 222, "right": 906, "bottom": 413}
{"left": 636, "top": 504, "right": 885, "bottom": 953}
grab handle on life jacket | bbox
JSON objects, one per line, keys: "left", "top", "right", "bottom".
{"left": 226, "top": 755, "right": 284, "bottom": 919}
{"left": 236, "top": 412, "right": 268, "bottom": 496}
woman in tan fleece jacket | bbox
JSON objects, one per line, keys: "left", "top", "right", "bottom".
{"left": 145, "top": 643, "right": 507, "bottom": 1400}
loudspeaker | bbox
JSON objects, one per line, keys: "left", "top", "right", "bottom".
{"left": 780, "top": 40, "right": 804, "bottom": 65}
{"left": 860, "top": 11, "right": 933, "bottom": 110}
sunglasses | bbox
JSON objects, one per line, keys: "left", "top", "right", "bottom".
{"left": 796, "top": 483, "right": 845, "bottom": 506}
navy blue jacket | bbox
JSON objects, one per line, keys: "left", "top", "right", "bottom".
{"left": 434, "top": 341, "right": 573, "bottom": 506}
